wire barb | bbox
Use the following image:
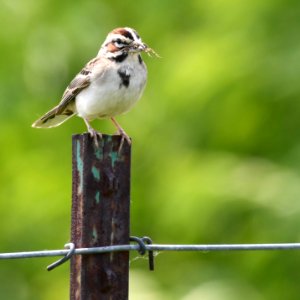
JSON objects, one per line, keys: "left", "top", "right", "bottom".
{"left": 130, "top": 236, "right": 147, "bottom": 255}
{"left": 142, "top": 237, "right": 154, "bottom": 271}
{"left": 130, "top": 236, "right": 155, "bottom": 271}
{"left": 47, "top": 243, "right": 75, "bottom": 271}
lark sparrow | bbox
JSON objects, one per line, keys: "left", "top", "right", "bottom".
{"left": 32, "top": 27, "right": 157, "bottom": 145}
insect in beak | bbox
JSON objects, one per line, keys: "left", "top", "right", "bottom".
{"left": 130, "top": 41, "right": 161, "bottom": 58}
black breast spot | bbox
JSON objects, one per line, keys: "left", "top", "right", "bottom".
{"left": 117, "top": 69, "right": 130, "bottom": 88}
{"left": 138, "top": 54, "right": 143, "bottom": 64}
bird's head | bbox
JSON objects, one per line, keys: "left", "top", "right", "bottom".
{"left": 99, "top": 27, "right": 159, "bottom": 60}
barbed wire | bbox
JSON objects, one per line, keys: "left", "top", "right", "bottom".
{"left": 1, "top": 241, "right": 300, "bottom": 260}
{"left": 7, "top": 236, "right": 297, "bottom": 270}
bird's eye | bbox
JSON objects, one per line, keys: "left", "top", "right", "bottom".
{"left": 114, "top": 39, "right": 126, "bottom": 48}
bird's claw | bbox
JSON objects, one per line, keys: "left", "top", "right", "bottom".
{"left": 113, "top": 129, "right": 131, "bottom": 153}
{"left": 118, "top": 129, "right": 131, "bottom": 146}
{"left": 88, "top": 128, "right": 102, "bottom": 147}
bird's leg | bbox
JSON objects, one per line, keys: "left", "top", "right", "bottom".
{"left": 110, "top": 117, "right": 131, "bottom": 149}
{"left": 84, "top": 118, "right": 102, "bottom": 147}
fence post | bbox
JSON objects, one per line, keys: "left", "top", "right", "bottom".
{"left": 70, "top": 133, "right": 131, "bottom": 300}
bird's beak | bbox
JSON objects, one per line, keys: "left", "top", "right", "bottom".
{"left": 129, "top": 41, "right": 148, "bottom": 53}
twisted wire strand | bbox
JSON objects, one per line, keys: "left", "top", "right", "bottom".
{"left": 1, "top": 242, "right": 300, "bottom": 260}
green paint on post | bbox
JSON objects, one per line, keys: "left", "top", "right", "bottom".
{"left": 109, "top": 151, "right": 118, "bottom": 168}
{"left": 91, "top": 166, "right": 100, "bottom": 181}
{"left": 95, "top": 191, "right": 100, "bottom": 204}
{"left": 94, "top": 147, "right": 103, "bottom": 160}
{"left": 76, "top": 140, "right": 83, "bottom": 193}
{"left": 102, "top": 136, "right": 117, "bottom": 168}
{"left": 92, "top": 227, "right": 98, "bottom": 240}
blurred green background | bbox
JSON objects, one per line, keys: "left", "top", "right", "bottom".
{"left": 1, "top": 0, "right": 300, "bottom": 299}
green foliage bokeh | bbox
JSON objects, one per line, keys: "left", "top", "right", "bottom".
{"left": 1, "top": 0, "right": 300, "bottom": 299}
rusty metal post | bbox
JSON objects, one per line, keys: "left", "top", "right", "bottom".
{"left": 70, "top": 133, "right": 131, "bottom": 300}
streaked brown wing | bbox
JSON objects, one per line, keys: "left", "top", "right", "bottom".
{"left": 55, "top": 57, "right": 101, "bottom": 115}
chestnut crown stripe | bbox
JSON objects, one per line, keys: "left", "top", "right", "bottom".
{"left": 112, "top": 28, "right": 135, "bottom": 40}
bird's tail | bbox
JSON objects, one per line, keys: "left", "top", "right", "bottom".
{"left": 32, "top": 105, "right": 75, "bottom": 128}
